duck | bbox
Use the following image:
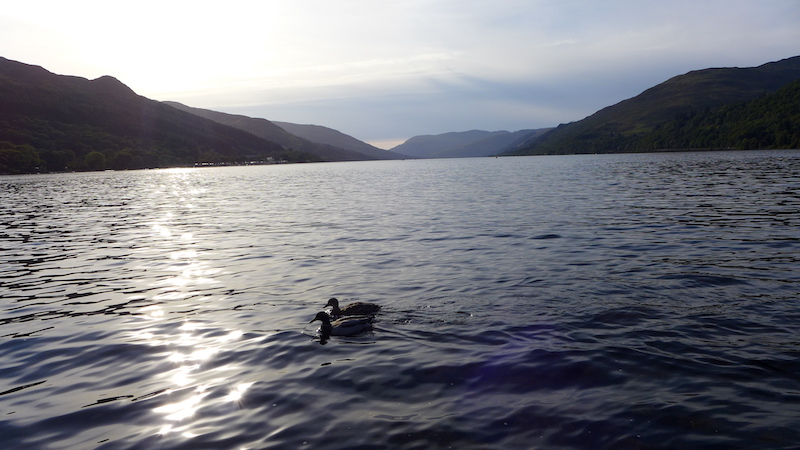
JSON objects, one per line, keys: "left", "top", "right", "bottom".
{"left": 325, "top": 297, "right": 381, "bottom": 318}
{"left": 310, "top": 311, "right": 373, "bottom": 336}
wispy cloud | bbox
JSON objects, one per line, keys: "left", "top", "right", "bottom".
{"left": 536, "top": 39, "right": 579, "bottom": 48}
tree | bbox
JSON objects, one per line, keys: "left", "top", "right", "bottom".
{"left": 41, "top": 149, "right": 75, "bottom": 171}
{"left": 0, "top": 142, "right": 43, "bottom": 174}
{"left": 84, "top": 151, "right": 106, "bottom": 170}
{"left": 110, "top": 150, "right": 137, "bottom": 170}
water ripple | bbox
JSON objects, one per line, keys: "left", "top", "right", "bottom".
{"left": 1, "top": 152, "right": 800, "bottom": 448}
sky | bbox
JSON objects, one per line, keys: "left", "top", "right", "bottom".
{"left": 2, "top": 1, "right": 799, "bottom": 149}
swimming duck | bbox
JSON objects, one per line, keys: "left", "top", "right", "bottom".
{"left": 325, "top": 297, "right": 381, "bottom": 318}
{"left": 310, "top": 311, "right": 373, "bottom": 336}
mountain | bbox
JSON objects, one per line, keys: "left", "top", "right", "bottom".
{"left": 391, "top": 129, "right": 551, "bottom": 158}
{"left": 272, "top": 121, "right": 406, "bottom": 160}
{"left": 633, "top": 78, "right": 800, "bottom": 151}
{"left": 0, "top": 56, "right": 321, "bottom": 174}
{"left": 505, "top": 55, "right": 800, "bottom": 155}
{"left": 454, "top": 128, "right": 552, "bottom": 157}
{"left": 164, "top": 102, "right": 402, "bottom": 161}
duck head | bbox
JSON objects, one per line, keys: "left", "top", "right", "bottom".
{"left": 325, "top": 298, "right": 339, "bottom": 308}
{"left": 310, "top": 311, "right": 332, "bottom": 325}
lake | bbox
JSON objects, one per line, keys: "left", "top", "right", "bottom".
{"left": 2, "top": 150, "right": 800, "bottom": 449}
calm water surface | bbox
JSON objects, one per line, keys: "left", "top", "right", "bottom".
{"left": 2, "top": 151, "right": 800, "bottom": 449}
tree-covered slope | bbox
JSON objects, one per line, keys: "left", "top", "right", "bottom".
{"left": 506, "top": 55, "right": 800, "bottom": 156}
{"left": 636, "top": 78, "right": 800, "bottom": 151}
{"left": 0, "top": 57, "right": 319, "bottom": 173}
{"left": 164, "top": 101, "right": 398, "bottom": 161}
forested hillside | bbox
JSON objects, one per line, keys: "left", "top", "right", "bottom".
{"left": 505, "top": 56, "right": 800, "bottom": 155}
{"left": 0, "top": 57, "right": 318, "bottom": 174}
{"left": 164, "top": 101, "right": 403, "bottom": 161}
{"left": 636, "top": 79, "right": 800, "bottom": 151}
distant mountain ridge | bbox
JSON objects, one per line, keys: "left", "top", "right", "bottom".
{"left": 505, "top": 55, "right": 800, "bottom": 155}
{"left": 3, "top": 53, "right": 799, "bottom": 174}
{"left": 0, "top": 56, "right": 320, "bottom": 173}
{"left": 272, "top": 121, "right": 406, "bottom": 160}
{"left": 164, "top": 102, "right": 404, "bottom": 161}
{"left": 0, "top": 55, "right": 410, "bottom": 175}
{"left": 391, "top": 128, "right": 551, "bottom": 158}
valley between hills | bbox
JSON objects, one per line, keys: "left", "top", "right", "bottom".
{"left": 1, "top": 54, "right": 798, "bottom": 174}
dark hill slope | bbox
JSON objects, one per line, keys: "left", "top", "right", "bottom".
{"left": 449, "top": 128, "right": 552, "bottom": 158}
{"left": 0, "top": 57, "right": 318, "bottom": 173}
{"left": 272, "top": 121, "right": 406, "bottom": 160}
{"left": 636, "top": 78, "right": 800, "bottom": 150}
{"left": 391, "top": 130, "right": 502, "bottom": 158}
{"left": 164, "top": 102, "right": 388, "bottom": 161}
{"left": 392, "top": 129, "right": 551, "bottom": 158}
{"left": 506, "top": 55, "right": 800, "bottom": 155}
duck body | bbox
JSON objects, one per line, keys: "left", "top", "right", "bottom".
{"left": 310, "top": 311, "right": 373, "bottom": 336}
{"left": 326, "top": 297, "right": 381, "bottom": 318}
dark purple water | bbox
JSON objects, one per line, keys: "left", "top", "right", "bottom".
{"left": 2, "top": 150, "right": 800, "bottom": 449}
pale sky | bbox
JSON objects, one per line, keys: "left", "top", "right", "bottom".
{"left": 2, "top": 1, "right": 799, "bottom": 149}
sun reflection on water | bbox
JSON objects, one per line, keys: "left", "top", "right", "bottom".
{"left": 129, "top": 171, "right": 256, "bottom": 442}
{"left": 130, "top": 318, "right": 258, "bottom": 440}
{"left": 154, "top": 386, "right": 210, "bottom": 421}
{"left": 152, "top": 224, "right": 172, "bottom": 238}
{"left": 225, "top": 382, "right": 255, "bottom": 403}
